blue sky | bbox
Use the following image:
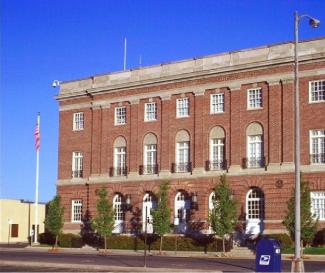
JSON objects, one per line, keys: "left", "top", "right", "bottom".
{"left": 1, "top": 0, "right": 325, "bottom": 203}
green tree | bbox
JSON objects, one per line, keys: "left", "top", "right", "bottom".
{"left": 44, "top": 195, "right": 64, "bottom": 249}
{"left": 209, "top": 174, "right": 237, "bottom": 254}
{"left": 283, "top": 178, "right": 318, "bottom": 246}
{"left": 91, "top": 188, "right": 115, "bottom": 252}
{"left": 152, "top": 181, "right": 171, "bottom": 254}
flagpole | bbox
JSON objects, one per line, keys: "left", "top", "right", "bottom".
{"left": 124, "top": 37, "right": 127, "bottom": 70}
{"left": 34, "top": 113, "right": 40, "bottom": 244}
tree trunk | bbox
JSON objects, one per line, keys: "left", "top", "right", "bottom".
{"left": 104, "top": 235, "right": 107, "bottom": 252}
{"left": 159, "top": 235, "right": 163, "bottom": 255}
{"left": 54, "top": 235, "right": 58, "bottom": 249}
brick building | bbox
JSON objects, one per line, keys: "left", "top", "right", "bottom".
{"left": 56, "top": 38, "right": 325, "bottom": 239}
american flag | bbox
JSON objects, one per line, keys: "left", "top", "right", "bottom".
{"left": 34, "top": 119, "right": 40, "bottom": 150}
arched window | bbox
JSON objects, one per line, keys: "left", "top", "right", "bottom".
{"left": 245, "top": 187, "right": 264, "bottom": 235}
{"left": 209, "top": 126, "right": 226, "bottom": 170}
{"left": 113, "top": 194, "right": 124, "bottom": 234}
{"left": 142, "top": 193, "right": 157, "bottom": 233}
{"left": 174, "top": 191, "right": 190, "bottom": 233}
{"left": 113, "top": 136, "right": 127, "bottom": 176}
{"left": 246, "top": 123, "right": 264, "bottom": 168}
{"left": 175, "top": 130, "right": 190, "bottom": 173}
{"left": 208, "top": 192, "right": 216, "bottom": 233}
{"left": 143, "top": 133, "right": 158, "bottom": 174}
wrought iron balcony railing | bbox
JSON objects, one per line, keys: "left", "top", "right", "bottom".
{"left": 139, "top": 164, "right": 159, "bottom": 175}
{"left": 242, "top": 156, "right": 265, "bottom": 169}
{"left": 109, "top": 166, "right": 128, "bottom": 177}
{"left": 310, "top": 153, "right": 325, "bottom": 164}
{"left": 205, "top": 160, "right": 227, "bottom": 171}
{"left": 171, "top": 162, "right": 192, "bottom": 173}
{"left": 72, "top": 170, "right": 83, "bottom": 178}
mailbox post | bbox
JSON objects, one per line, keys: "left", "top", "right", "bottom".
{"left": 255, "top": 238, "right": 281, "bottom": 272}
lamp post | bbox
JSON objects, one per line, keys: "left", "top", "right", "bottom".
{"left": 124, "top": 194, "right": 148, "bottom": 268}
{"left": 293, "top": 11, "right": 320, "bottom": 273}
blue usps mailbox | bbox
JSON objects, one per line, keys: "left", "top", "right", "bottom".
{"left": 255, "top": 238, "right": 281, "bottom": 272}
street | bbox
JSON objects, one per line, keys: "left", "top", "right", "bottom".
{"left": 0, "top": 249, "right": 324, "bottom": 272}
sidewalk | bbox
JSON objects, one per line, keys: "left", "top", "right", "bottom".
{"left": 2, "top": 245, "right": 325, "bottom": 261}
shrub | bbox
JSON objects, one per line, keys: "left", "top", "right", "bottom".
{"left": 265, "top": 233, "right": 292, "bottom": 248}
{"left": 59, "top": 233, "right": 84, "bottom": 248}
{"left": 38, "top": 232, "right": 56, "bottom": 245}
{"left": 95, "top": 234, "right": 230, "bottom": 252}
{"left": 313, "top": 228, "right": 325, "bottom": 246}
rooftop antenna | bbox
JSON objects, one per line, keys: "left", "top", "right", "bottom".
{"left": 124, "top": 37, "right": 127, "bottom": 70}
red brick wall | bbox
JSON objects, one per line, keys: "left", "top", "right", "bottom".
{"left": 57, "top": 61, "right": 325, "bottom": 233}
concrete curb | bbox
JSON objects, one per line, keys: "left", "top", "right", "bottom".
{"left": 0, "top": 260, "right": 214, "bottom": 272}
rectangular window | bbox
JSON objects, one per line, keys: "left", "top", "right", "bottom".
{"left": 210, "top": 138, "right": 224, "bottom": 170}
{"left": 114, "top": 147, "right": 126, "bottom": 176}
{"left": 176, "top": 141, "right": 190, "bottom": 172}
{"left": 247, "top": 135, "right": 263, "bottom": 168}
{"left": 311, "top": 192, "right": 325, "bottom": 220}
{"left": 144, "top": 103, "right": 157, "bottom": 121}
{"left": 309, "top": 80, "right": 325, "bottom": 103}
{"left": 210, "top": 94, "right": 224, "bottom": 114}
{"left": 247, "top": 88, "right": 262, "bottom": 109}
{"left": 310, "top": 129, "right": 325, "bottom": 164}
{"left": 176, "top": 98, "right": 189, "bottom": 118}
{"left": 144, "top": 144, "right": 157, "bottom": 174}
{"left": 115, "top": 107, "right": 126, "bottom": 125}
{"left": 72, "top": 152, "right": 83, "bottom": 178}
{"left": 73, "top": 112, "right": 84, "bottom": 131}
{"left": 71, "top": 200, "right": 82, "bottom": 223}
{"left": 11, "top": 224, "right": 18, "bottom": 238}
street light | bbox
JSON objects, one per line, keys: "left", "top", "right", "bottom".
{"left": 293, "top": 11, "right": 320, "bottom": 273}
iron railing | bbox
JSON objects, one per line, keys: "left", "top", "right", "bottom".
{"left": 205, "top": 160, "right": 227, "bottom": 171}
{"left": 72, "top": 170, "right": 83, "bottom": 178}
{"left": 310, "top": 153, "right": 325, "bottom": 164}
{"left": 242, "top": 156, "right": 265, "bottom": 169}
{"left": 109, "top": 166, "right": 128, "bottom": 177}
{"left": 171, "top": 162, "right": 192, "bottom": 173}
{"left": 139, "top": 164, "right": 159, "bottom": 175}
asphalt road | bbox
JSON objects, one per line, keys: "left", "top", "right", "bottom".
{"left": 0, "top": 249, "right": 324, "bottom": 272}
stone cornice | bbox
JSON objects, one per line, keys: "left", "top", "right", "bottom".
{"left": 56, "top": 38, "right": 325, "bottom": 101}
{"left": 59, "top": 67, "right": 325, "bottom": 112}
{"left": 56, "top": 164, "right": 325, "bottom": 186}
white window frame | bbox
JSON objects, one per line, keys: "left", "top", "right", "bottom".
{"left": 247, "top": 88, "right": 262, "bottom": 109}
{"left": 247, "top": 135, "right": 263, "bottom": 168}
{"left": 144, "top": 102, "right": 157, "bottom": 121}
{"left": 310, "top": 129, "right": 325, "bottom": 164}
{"left": 71, "top": 200, "right": 82, "bottom": 223}
{"left": 144, "top": 144, "right": 157, "bottom": 174}
{"left": 246, "top": 188, "right": 264, "bottom": 220}
{"left": 210, "top": 138, "right": 224, "bottom": 170}
{"left": 142, "top": 193, "right": 156, "bottom": 233}
{"left": 115, "top": 106, "right": 126, "bottom": 125}
{"left": 114, "top": 147, "right": 126, "bottom": 175}
{"left": 73, "top": 112, "right": 84, "bottom": 131}
{"left": 176, "top": 98, "right": 189, "bottom": 118}
{"left": 210, "top": 93, "right": 224, "bottom": 114}
{"left": 176, "top": 141, "right": 190, "bottom": 172}
{"left": 309, "top": 80, "right": 325, "bottom": 103}
{"left": 72, "top": 152, "right": 83, "bottom": 178}
{"left": 311, "top": 191, "right": 325, "bottom": 220}
{"left": 113, "top": 194, "right": 124, "bottom": 221}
